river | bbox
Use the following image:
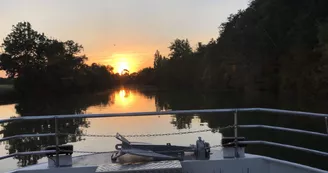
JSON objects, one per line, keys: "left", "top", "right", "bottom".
{"left": 0, "top": 87, "right": 327, "bottom": 172}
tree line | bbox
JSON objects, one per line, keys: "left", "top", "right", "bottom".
{"left": 0, "top": 22, "right": 124, "bottom": 95}
{"left": 134, "top": 0, "right": 328, "bottom": 99}
{"left": 2, "top": 0, "right": 328, "bottom": 98}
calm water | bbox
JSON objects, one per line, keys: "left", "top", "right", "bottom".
{"left": 0, "top": 87, "right": 328, "bottom": 172}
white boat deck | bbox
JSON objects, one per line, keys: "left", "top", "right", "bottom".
{"left": 9, "top": 150, "right": 328, "bottom": 173}
{"left": 10, "top": 149, "right": 222, "bottom": 172}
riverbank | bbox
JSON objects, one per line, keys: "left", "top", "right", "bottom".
{"left": 0, "top": 85, "right": 17, "bottom": 105}
{"left": 0, "top": 84, "right": 13, "bottom": 92}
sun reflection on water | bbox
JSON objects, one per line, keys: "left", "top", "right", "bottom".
{"left": 117, "top": 89, "right": 133, "bottom": 107}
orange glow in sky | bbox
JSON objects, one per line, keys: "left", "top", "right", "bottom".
{"left": 117, "top": 62, "right": 129, "bottom": 74}
{"left": 103, "top": 53, "right": 145, "bottom": 74}
{"left": 0, "top": 0, "right": 249, "bottom": 78}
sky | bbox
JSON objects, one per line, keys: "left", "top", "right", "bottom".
{"left": 0, "top": 0, "right": 249, "bottom": 76}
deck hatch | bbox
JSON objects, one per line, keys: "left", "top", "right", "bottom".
{"left": 96, "top": 160, "right": 182, "bottom": 173}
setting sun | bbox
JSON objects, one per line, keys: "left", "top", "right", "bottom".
{"left": 118, "top": 61, "right": 129, "bottom": 74}
{"left": 105, "top": 53, "right": 140, "bottom": 74}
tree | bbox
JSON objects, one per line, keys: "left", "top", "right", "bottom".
{"left": 135, "top": 0, "right": 328, "bottom": 99}
{"left": 0, "top": 22, "right": 115, "bottom": 94}
{"left": 135, "top": 67, "right": 155, "bottom": 85}
{"left": 0, "top": 22, "right": 48, "bottom": 78}
{"left": 153, "top": 50, "right": 163, "bottom": 69}
{"left": 168, "top": 39, "right": 192, "bottom": 59}
{"left": 121, "top": 69, "right": 129, "bottom": 75}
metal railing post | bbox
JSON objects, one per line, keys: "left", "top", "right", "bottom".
{"left": 55, "top": 116, "right": 59, "bottom": 167}
{"left": 234, "top": 109, "right": 239, "bottom": 158}
{"left": 325, "top": 117, "right": 328, "bottom": 135}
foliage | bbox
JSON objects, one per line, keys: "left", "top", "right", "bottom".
{"left": 0, "top": 22, "right": 115, "bottom": 94}
{"left": 136, "top": 0, "right": 328, "bottom": 98}
{"left": 3, "top": 0, "right": 328, "bottom": 98}
{"left": 148, "top": 39, "right": 202, "bottom": 88}
{"left": 135, "top": 67, "right": 155, "bottom": 85}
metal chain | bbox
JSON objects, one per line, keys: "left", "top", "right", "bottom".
{"left": 209, "top": 144, "right": 222, "bottom": 148}
{"left": 59, "top": 150, "right": 115, "bottom": 154}
{"left": 61, "top": 145, "right": 222, "bottom": 155}
{"left": 76, "top": 134, "right": 116, "bottom": 138}
{"left": 56, "top": 126, "right": 228, "bottom": 154}
{"left": 60, "top": 125, "right": 233, "bottom": 138}
{"left": 73, "top": 150, "right": 115, "bottom": 154}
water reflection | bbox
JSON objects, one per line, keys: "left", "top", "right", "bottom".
{"left": 0, "top": 88, "right": 160, "bottom": 169}
{"left": 0, "top": 88, "right": 328, "bottom": 170}
{"left": 170, "top": 115, "right": 193, "bottom": 129}
{"left": 0, "top": 92, "right": 111, "bottom": 167}
{"left": 1, "top": 119, "right": 87, "bottom": 166}
{"left": 117, "top": 89, "right": 133, "bottom": 107}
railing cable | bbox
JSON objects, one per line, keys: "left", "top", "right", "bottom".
{"left": 60, "top": 125, "right": 233, "bottom": 138}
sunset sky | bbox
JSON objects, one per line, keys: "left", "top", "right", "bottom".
{"left": 0, "top": 0, "right": 248, "bottom": 76}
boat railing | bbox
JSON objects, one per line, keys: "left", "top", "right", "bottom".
{"left": 0, "top": 108, "right": 328, "bottom": 167}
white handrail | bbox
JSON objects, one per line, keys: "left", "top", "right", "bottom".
{"left": 0, "top": 133, "right": 56, "bottom": 142}
{"left": 1, "top": 124, "right": 327, "bottom": 144}
{"left": 0, "top": 108, "right": 328, "bottom": 163}
{"left": 0, "top": 108, "right": 328, "bottom": 124}
{"left": 239, "top": 140, "right": 328, "bottom": 157}
{"left": 238, "top": 125, "right": 328, "bottom": 137}
{"left": 0, "top": 150, "right": 56, "bottom": 160}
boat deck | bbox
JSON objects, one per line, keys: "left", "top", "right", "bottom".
{"left": 10, "top": 150, "right": 328, "bottom": 173}
{"left": 9, "top": 149, "right": 223, "bottom": 172}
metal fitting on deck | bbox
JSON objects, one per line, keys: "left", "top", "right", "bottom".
{"left": 221, "top": 137, "right": 247, "bottom": 158}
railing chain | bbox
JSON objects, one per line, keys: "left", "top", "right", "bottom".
{"left": 60, "top": 125, "right": 233, "bottom": 138}
{"left": 59, "top": 144, "right": 223, "bottom": 155}
{"left": 60, "top": 150, "right": 116, "bottom": 154}
{"left": 209, "top": 144, "right": 222, "bottom": 148}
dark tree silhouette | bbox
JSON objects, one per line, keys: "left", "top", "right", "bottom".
{"left": 0, "top": 22, "right": 116, "bottom": 95}
{"left": 134, "top": 0, "right": 328, "bottom": 100}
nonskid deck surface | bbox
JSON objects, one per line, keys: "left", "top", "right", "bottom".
{"left": 9, "top": 150, "right": 328, "bottom": 173}
{"left": 10, "top": 149, "right": 224, "bottom": 172}
{"left": 96, "top": 160, "right": 183, "bottom": 172}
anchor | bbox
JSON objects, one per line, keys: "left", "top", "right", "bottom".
{"left": 111, "top": 133, "right": 210, "bottom": 162}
